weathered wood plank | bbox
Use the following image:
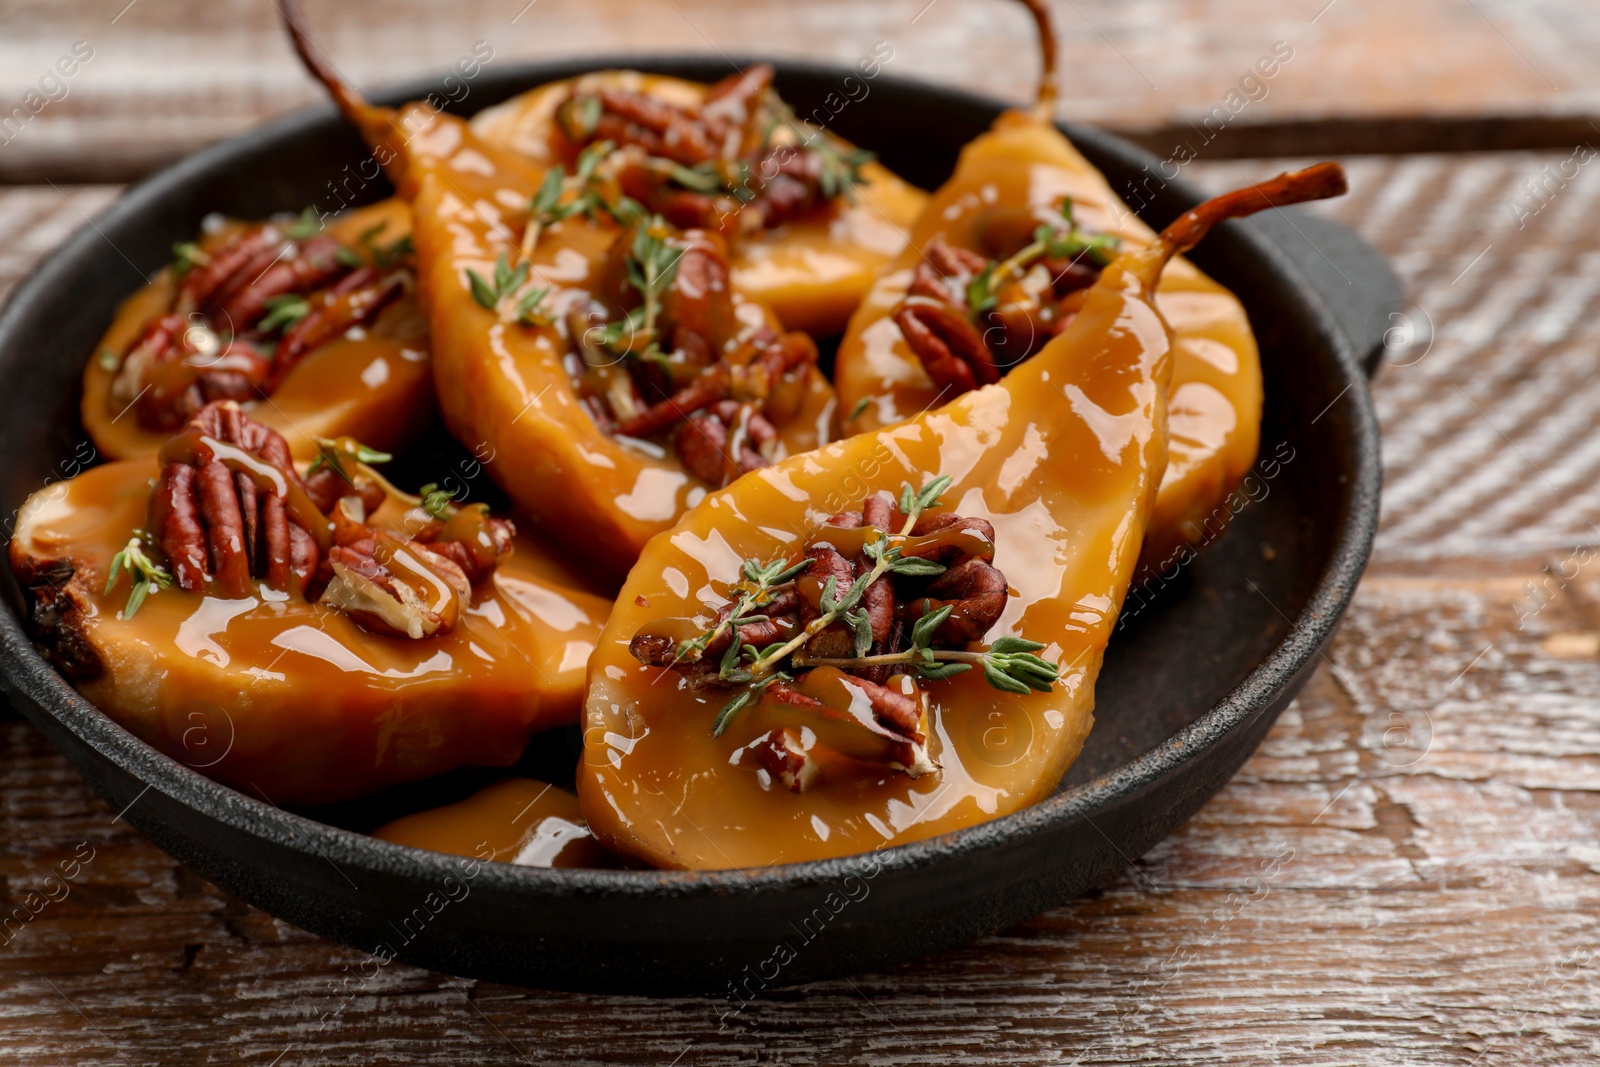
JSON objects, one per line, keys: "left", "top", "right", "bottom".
{"left": 4, "top": 0, "right": 1600, "bottom": 180}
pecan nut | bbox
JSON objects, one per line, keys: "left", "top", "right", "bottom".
{"left": 762, "top": 672, "right": 936, "bottom": 778}
{"left": 149, "top": 400, "right": 318, "bottom": 598}
{"left": 672, "top": 401, "right": 777, "bottom": 488}
{"left": 907, "top": 556, "right": 1009, "bottom": 644}
{"left": 894, "top": 298, "right": 1000, "bottom": 395}
{"left": 320, "top": 542, "right": 468, "bottom": 641}
{"left": 208, "top": 235, "right": 349, "bottom": 336}
{"left": 272, "top": 266, "right": 406, "bottom": 378}
{"left": 410, "top": 511, "right": 517, "bottom": 587}
{"left": 118, "top": 218, "right": 383, "bottom": 432}
{"left": 742, "top": 727, "right": 820, "bottom": 793}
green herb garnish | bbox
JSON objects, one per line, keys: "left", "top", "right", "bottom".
{"left": 306, "top": 436, "right": 392, "bottom": 483}
{"left": 258, "top": 294, "right": 312, "bottom": 334}
{"left": 418, "top": 482, "right": 455, "bottom": 518}
{"left": 171, "top": 241, "right": 210, "bottom": 281}
{"left": 104, "top": 535, "right": 170, "bottom": 619}
{"left": 964, "top": 196, "right": 1122, "bottom": 316}
{"left": 700, "top": 476, "right": 1061, "bottom": 738}
{"left": 465, "top": 253, "right": 532, "bottom": 318}
{"left": 282, "top": 206, "right": 323, "bottom": 240}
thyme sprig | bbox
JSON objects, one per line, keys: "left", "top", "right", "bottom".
{"left": 597, "top": 216, "right": 684, "bottom": 363}
{"left": 306, "top": 436, "right": 392, "bottom": 483}
{"left": 793, "top": 614, "right": 1061, "bottom": 693}
{"left": 763, "top": 100, "right": 874, "bottom": 203}
{"left": 521, "top": 140, "right": 645, "bottom": 257}
{"left": 466, "top": 253, "right": 528, "bottom": 315}
{"left": 965, "top": 197, "right": 1122, "bottom": 315}
{"left": 418, "top": 483, "right": 457, "bottom": 519}
{"left": 466, "top": 253, "right": 551, "bottom": 327}
{"left": 695, "top": 476, "right": 1061, "bottom": 736}
{"left": 739, "top": 477, "right": 952, "bottom": 683}
{"left": 677, "top": 556, "right": 814, "bottom": 666}
{"left": 105, "top": 534, "right": 170, "bottom": 619}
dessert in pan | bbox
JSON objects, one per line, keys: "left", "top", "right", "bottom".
{"left": 84, "top": 197, "right": 433, "bottom": 462}
{"left": 8, "top": 0, "right": 1347, "bottom": 870}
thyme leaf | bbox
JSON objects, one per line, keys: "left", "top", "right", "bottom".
{"left": 283, "top": 206, "right": 323, "bottom": 240}
{"left": 465, "top": 252, "right": 540, "bottom": 324}
{"left": 105, "top": 534, "right": 170, "bottom": 619}
{"left": 306, "top": 436, "right": 392, "bottom": 482}
{"left": 258, "top": 294, "right": 312, "bottom": 334}
{"left": 419, "top": 482, "right": 456, "bottom": 518}
{"left": 171, "top": 241, "right": 210, "bottom": 281}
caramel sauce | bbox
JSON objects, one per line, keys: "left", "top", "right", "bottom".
{"left": 373, "top": 530, "right": 461, "bottom": 624}
{"left": 11, "top": 458, "right": 612, "bottom": 805}
{"left": 580, "top": 253, "right": 1173, "bottom": 869}
{"left": 468, "top": 71, "right": 928, "bottom": 335}
{"left": 81, "top": 199, "right": 433, "bottom": 463}
{"left": 833, "top": 111, "right": 1262, "bottom": 567}
{"left": 409, "top": 103, "right": 837, "bottom": 587}
{"left": 809, "top": 523, "right": 995, "bottom": 563}
{"left": 373, "top": 778, "right": 623, "bottom": 868}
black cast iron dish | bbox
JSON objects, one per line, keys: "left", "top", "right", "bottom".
{"left": 0, "top": 59, "right": 1387, "bottom": 995}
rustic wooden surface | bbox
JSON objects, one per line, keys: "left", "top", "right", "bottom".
{"left": 5, "top": 0, "right": 1600, "bottom": 179}
{"left": 6, "top": 0, "right": 1600, "bottom": 1061}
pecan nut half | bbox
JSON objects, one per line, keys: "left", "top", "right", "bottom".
{"left": 673, "top": 400, "right": 778, "bottom": 488}
{"left": 894, "top": 298, "right": 999, "bottom": 395}
{"left": 149, "top": 400, "right": 319, "bottom": 598}
{"left": 762, "top": 671, "right": 937, "bottom": 779}
{"left": 741, "top": 727, "right": 820, "bottom": 794}
{"left": 314, "top": 498, "right": 471, "bottom": 640}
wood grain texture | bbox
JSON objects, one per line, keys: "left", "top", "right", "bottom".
{"left": 4, "top": 0, "right": 1600, "bottom": 180}
{"left": 3, "top": 153, "right": 1600, "bottom": 1061}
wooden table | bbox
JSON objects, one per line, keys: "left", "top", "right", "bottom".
{"left": 4, "top": 2, "right": 1600, "bottom": 1064}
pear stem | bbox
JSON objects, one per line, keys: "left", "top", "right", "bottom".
{"left": 1012, "top": 0, "right": 1059, "bottom": 121}
{"left": 1157, "top": 163, "right": 1349, "bottom": 264}
{"left": 279, "top": 0, "right": 383, "bottom": 131}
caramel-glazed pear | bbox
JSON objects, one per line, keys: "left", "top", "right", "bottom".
{"left": 834, "top": 0, "right": 1266, "bottom": 569}
{"left": 10, "top": 435, "right": 611, "bottom": 806}
{"left": 282, "top": 1, "right": 840, "bottom": 586}
{"left": 580, "top": 165, "right": 1346, "bottom": 869}
{"left": 470, "top": 66, "right": 927, "bottom": 335}
{"left": 84, "top": 199, "right": 432, "bottom": 462}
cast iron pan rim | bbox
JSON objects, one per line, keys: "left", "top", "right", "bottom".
{"left": 0, "top": 57, "right": 1380, "bottom": 897}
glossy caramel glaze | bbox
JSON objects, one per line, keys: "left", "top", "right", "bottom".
{"left": 469, "top": 72, "right": 928, "bottom": 336}
{"left": 408, "top": 115, "right": 836, "bottom": 588}
{"left": 9, "top": 459, "right": 612, "bottom": 805}
{"left": 834, "top": 111, "right": 1261, "bottom": 569}
{"left": 373, "top": 778, "right": 623, "bottom": 868}
{"left": 82, "top": 199, "right": 434, "bottom": 463}
{"left": 580, "top": 246, "right": 1175, "bottom": 869}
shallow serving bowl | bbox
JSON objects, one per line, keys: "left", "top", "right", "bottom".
{"left": 0, "top": 58, "right": 1385, "bottom": 994}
